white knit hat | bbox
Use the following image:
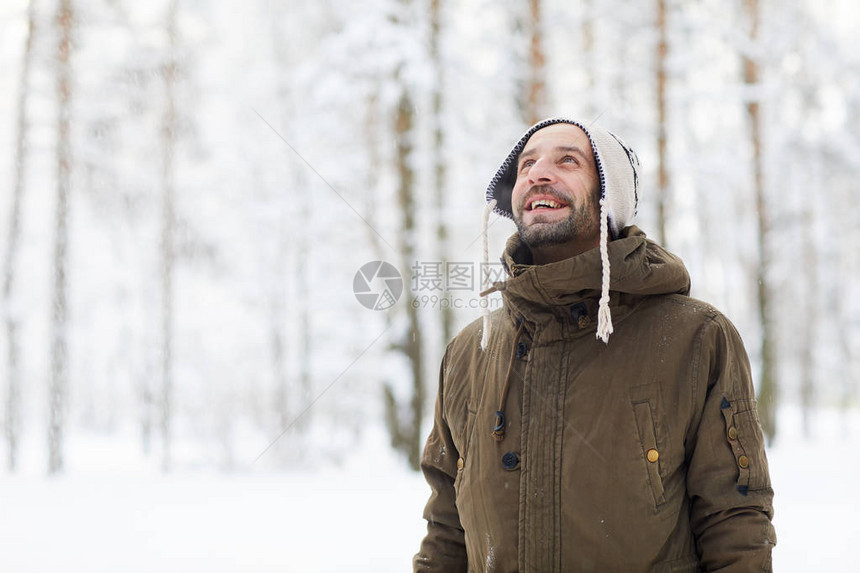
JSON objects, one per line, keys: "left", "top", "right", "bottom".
{"left": 482, "top": 118, "right": 641, "bottom": 345}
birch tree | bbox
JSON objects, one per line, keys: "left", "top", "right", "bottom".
{"left": 429, "top": 0, "right": 454, "bottom": 345}
{"left": 267, "top": 5, "right": 293, "bottom": 437}
{"left": 655, "top": 0, "right": 670, "bottom": 246}
{"left": 382, "top": 0, "right": 427, "bottom": 471}
{"left": 799, "top": 172, "right": 818, "bottom": 437}
{"left": 524, "top": 0, "right": 546, "bottom": 125}
{"left": 580, "top": 0, "right": 596, "bottom": 120}
{"left": 48, "top": 0, "right": 74, "bottom": 474}
{"left": 741, "top": 0, "right": 777, "bottom": 441}
{"left": 4, "top": 0, "right": 37, "bottom": 472}
{"left": 160, "top": 0, "right": 179, "bottom": 470}
{"left": 385, "top": 79, "right": 425, "bottom": 471}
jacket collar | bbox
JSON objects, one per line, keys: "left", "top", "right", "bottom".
{"left": 495, "top": 226, "right": 690, "bottom": 339}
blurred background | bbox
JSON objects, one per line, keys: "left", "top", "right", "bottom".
{"left": 0, "top": 0, "right": 857, "bottom": 570}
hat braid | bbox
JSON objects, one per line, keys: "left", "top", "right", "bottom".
{"left": 596, "top": 197, "right": 613, "bottom": 343}
{"left": 480, "top": 199, "right": 497, "bottom": 351}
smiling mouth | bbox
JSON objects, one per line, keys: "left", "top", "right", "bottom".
{"left": 527, "top": 198, "right": 568, "bottom": 211}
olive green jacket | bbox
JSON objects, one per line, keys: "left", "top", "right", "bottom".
{"left": 414, "top": 227, "right": 776, "bottom": 573}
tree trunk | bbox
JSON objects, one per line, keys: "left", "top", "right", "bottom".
{"left": 296, "top": 210, "right": 312, "bottom": 437}
{"left": 268, "top": 7, "right": 313, "bottom": 445}
{"left": 363, "top": 92, "right": 382, "bottom": 257}
{"left": 4, "top": 0, "right": 37, "bottom": 472}
{"left": 525, "top": 0, "right": 545, "bottom": 125}
{"left": 429, "top": 0, "right": 453, "bottom": 345}
{"left": 270, "top": 206, "right": 288, "bottom": 432}
{"left": 139, "top": 359, "right": 154, "bottom": 454}
{"left": 268, "top": 12, "right": 290, "bottom": 441}
{"left": 742, "top": 0, "right": 777, "bottom": 442}
{"left": 656, "top": 0, "right": 669, "bottom": 247}
{"left": 384, "top": 85, "right": 425, "bottom": 471}
{"left": 49, "top": 0, "right": 74, "bottom": 475}
{"left": 160, "top": 0, "right": 179, "bottom": 471}
{"left": 799, "top": 175, "right": 817, "bottom": 438}
{"left": 580, "top": 0, "right": 596, "bottom": 120}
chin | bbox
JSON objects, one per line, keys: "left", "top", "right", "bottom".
{"left": 518, "top": 224, "right": 575, "bottom": 248}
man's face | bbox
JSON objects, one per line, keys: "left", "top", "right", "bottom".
{"left": 511, "top": 123, "right": 601, "bottom": 249}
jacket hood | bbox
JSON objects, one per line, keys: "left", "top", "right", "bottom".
{"left": 494, "top": 226, "right": 690, "bottom": 333}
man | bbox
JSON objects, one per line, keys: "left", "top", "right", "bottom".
{"left": 413, "top": 118, "right": 776, "bottom": 572}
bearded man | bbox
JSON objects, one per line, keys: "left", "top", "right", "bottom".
{"left": 413, "top": 118, "right": 776, "bottom": 572}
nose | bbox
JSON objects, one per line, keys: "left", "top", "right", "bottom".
{"left": 527, "top": 157, "right": 555, "bottom": 185}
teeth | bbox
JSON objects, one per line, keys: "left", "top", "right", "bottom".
{"left": 531, "top": 199, "right": 562, "bottom": 209}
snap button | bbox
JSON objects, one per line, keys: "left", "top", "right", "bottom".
{"left": 515, "top": 341, "right": 528, "bottom": 359}
{"left": 457, "top": 457, "right": 464, "bottom": 470}
{"left": 501, "top": 451, "right": 520, "bottom": 470}
{"left": 569, "top": 303, "right": 590, "bottom": 328}
{"left": 569, "top": 302, "right": 587, "bottom": 320}
{"left": 738, "top": 455, "right": 750, "bottom": 469}
{"left": 727, "top": 426, "right": 738, "bottom": 440}
{"left": 646, "top": 448, "right": 659, "bottom": 463}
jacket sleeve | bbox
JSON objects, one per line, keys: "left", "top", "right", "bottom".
{"left": 685, "top": 314, "right": 777, "bottom": 572}
{"left": 413, "top": 350, "right": 468, "bottom": 573}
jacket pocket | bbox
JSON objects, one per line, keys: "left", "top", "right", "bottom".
{"left": 631, "top": 386, "right": 667, "bottom": 508}
{"left": 720, "top": 397, "right": 771, "bottom": 494}
{"left": 453, "top": 407, "right": 477, "bottom": 495}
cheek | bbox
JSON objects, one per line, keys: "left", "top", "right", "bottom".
{"left": 511, "top": 184, "right": 526, "bottom": 215}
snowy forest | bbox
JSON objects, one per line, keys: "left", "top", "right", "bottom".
{"left": 1, "top": 0, "right": 858, "bottom": 570}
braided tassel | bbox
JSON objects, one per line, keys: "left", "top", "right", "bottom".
{"left": 480, "top": 199, "right": 497, "bottom": 351}
{"left": 596, "top": 198, "right": 613, "bottom": 343}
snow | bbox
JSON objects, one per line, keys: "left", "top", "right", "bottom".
{"left": 1, "top": 470, "right": 428, "bottom": 572}
{"left": 1, "top": 429, "right": 430, "bottom": 572}
{"left": 2, "top": 407, "right": 857, "bottom": 572}
{"left": 769, "top": 407, "right": 860, "bottom": 571}
{"left": 0, "top": 0, "right": 856, "bottom": 570}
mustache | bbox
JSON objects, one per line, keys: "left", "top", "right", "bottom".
{"left": 519, "top": 185, "right": 572, "bottom": 207}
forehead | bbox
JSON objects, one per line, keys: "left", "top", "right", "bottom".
{"left": 520, "top": 123, "right": 593, "bottom": 157}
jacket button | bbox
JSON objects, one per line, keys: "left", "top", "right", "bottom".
{"left": 515, "top": 341, "right": 528, "bottom": 359}
{"left": 457, "top": 457, "right": 464, "bottom": 470}
{"left": 646, "top": 448, "right": 659, "bottom": 463}
{"left": 569, "top": 302, "right": 587, "bottom": 320}
{"left": 738, "top": 455, "right": 750, "bottom": 469}
{"left": 501, "top": 451, "right": 520, "bottom": 470}
{"left": 727, "top": 426, "right": 738, "bottom": 440}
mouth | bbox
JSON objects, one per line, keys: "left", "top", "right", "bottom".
{"left": 525, "top": 195, "right": 569, "bottom": 213}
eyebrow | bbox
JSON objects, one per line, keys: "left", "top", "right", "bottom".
{"left": 519, "top": 145, "right": 588, "bottom": 163}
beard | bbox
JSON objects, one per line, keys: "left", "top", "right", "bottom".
{"left": 513, "top": 187, "right": 600, "bottom": 248}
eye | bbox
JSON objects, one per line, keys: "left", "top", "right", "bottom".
{"left": 561, "top": 155, "right": 578, "bottom": 165}
{"left": 519, "top": 159, "right": 535, "bottom": 172}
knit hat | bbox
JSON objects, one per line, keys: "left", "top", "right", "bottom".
{"left": 480, "top": 118, "right": 640, "bottom": 347}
